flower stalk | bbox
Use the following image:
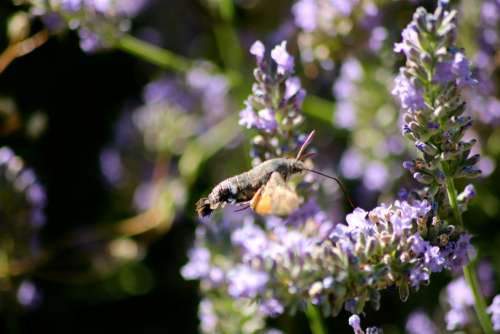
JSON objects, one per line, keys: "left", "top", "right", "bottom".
{"left": 117, "top": 34, "right": 191, "bottom": 72}
{"left": 444, "top": 172, "right": 493, "bottom": 334}
{"left": 392, "top": 2, "right": 494, "bottom": 332}
{"left": 305, "top": 303, "right": 328, "bottom": 334}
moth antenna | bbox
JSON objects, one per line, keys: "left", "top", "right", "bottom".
{"left": 296, "top": 130, "right": 316, "bottom": 160}
{"left": 302, "top": 168, "right": 356, "bottom": 209}
{"left": 298, "top": 152, "right": 317, "bottom": 162}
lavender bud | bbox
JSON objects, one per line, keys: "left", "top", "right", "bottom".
{"left": 456, "top": 166, "right": 482, "bottom": 179}
{"left": 413, "top": 172, "right": 434, "bottom": 185}
{"left": 399, "top": 281, "right": 410, "bottom": 302}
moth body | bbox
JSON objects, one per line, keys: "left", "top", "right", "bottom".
{"left": 196, "top": 158, "right": 305, "bottom": 217}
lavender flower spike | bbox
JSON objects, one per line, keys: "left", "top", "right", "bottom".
{"left": 393, "top": 1, "right": 480, "bottom": 188}
{"left": 239, "top": 40, "right": 306, "bottom": 164}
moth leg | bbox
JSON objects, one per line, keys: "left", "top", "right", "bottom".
{"left": 234, "top": 205, "right": 251, "bottom": 213}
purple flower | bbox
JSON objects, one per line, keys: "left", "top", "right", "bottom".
{"left": 348, "top": 314, "right": 362, "bottom": 334}
{"left": 227, "top": 265, "right": 269, "bottom": 298}
{"left": 409, "top": 234, "right": 428, "bottom": 255}
{"left": 487, "top": 295, "right": 500, "bottom": 331}
{"left": 434, "top": 52, "right": 476, "bottom": 87}
{"left": 363, "top": 161, "right": 389, "bottom": 191}
{"left": 181, "top": 247, "right": 212, "bottom": 280}
{"left": 392, "top": 72, "right": 425, "bottom": 112}
{"left": 394, "top": 23, "right": 420, "bottom": 57}
{"left": 239, "top": 103, "right": 277, "bottom": 133}
{"left": 406, "top": 310, "right": 438, "bottom": 334}
{"left": 271, "top": 41, "right": 294, "bottom": 75}
{"left": 199, "top": 299, "right": 217, "bottom": 332}
{"left": 423, "top": 245, "right": 445, "bottom": 272}
{"left": 458, "top": 184, "right": 476, "bottom": 202}
{"left": 17, "top": 281, "right": 40, "bottom": 308}
{"left": 368, "top": 26, "right": 388, "bottom": 52}
{"left": 239, "top": 103, "right": 259, "bottom": 129}
{"left": 334, "top": 101, "right": 357, "bottom": 129}
{"left": 231, "top": 222, "right": 268, "bottom": 257}
{"left": 410, "top": 265, "right": 430, "bottom": 287}
{"left": 445, "top": 308, "right": 469, "bottom": 330}
{"left": 445, "top": 277, "right": 474, "bottom": 330}
{"left": 250, "top": 40, "right": 266, "bottom": 63}
{"left": 78, "top": 28, "right": 104, "bottom": 53}
{"left": 340, "top": 148, "right": 364, "bottom": 179}
{"left": 285, "top": 77, "right": 302, "bottom": 99}
{"left": 257, "top": 108, "right": 278, "bottom": 131}
{"left": 260, "top": 298, "right": 284, "bottom": 316}
{"left": 100, "top": 148, "right": 123, "bottom": 185}
{"left": 186, "top": 66, "right": 229, "bottom": 117}
{"left": 478, "top": 261, "right": 495, "bottom": 297}
{"left": 331, "top": 0, "right": 356, "bottom": 16}
{"left": 443, "top": 234, "right": 473, "bottom": 271}
{"left": 292, "top": 0, "right": 317, "bottom": 32}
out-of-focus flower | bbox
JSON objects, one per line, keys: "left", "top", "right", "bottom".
{"left": 405, "top": 310, "right": 438, "bottom": 334}
{"left": 16, "top": 280, "right": 41, "bottom": 308}
{"left": 21, "top": 0, "right": 149, "bottom": 52}
{"left": 465, "top": 0, "right": 500, "bottom": 125}
{"left": 292, "top": 0, "right": 391, "bottom": 71}
{"left": 0, "top": 146, "right": 46, "bottom": 307}
{"left": 334, "top": 56, "right": 406, "bottom": 193}
{"left": 487, "top": 295, "right": 500, "bottom": 331}
{"left": 445, "top": 277, "right": 474, "bottom": 330}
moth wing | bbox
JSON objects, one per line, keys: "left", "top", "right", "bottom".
{"left": 251, "top": 172, "right": 301, "bottom": 217}
{"left": 250, "top": 184, "right": 272, "bottom": 215}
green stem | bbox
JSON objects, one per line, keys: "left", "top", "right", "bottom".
{"left": 464, "top": 262, "right": 494, "bottom": 334}
{"left": 117, "top": 34, "right": 191, "bottom": 72}
{"left": 305, "top": 303, "right": 327, "bottom": 334}
{"left": 443, "top": 173, "right": 494, "bottom": 334}
{"left": 444, "top": 173, "right": 463, "bottom": 225}
{"left": 117, "top": 34, "right": 242, "bottom": 86}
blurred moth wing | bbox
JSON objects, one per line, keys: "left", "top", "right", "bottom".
{"left": 250, "top": 171, "right": 302, "bottom": 216}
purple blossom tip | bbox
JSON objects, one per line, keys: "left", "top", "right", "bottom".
{"left": 250, "top": 40, "right": 265, "bottom": 62}
{"left": 348, "top": 314, "right": 362, "bottom": 332}
{"left": 271, "top": 41, "right": 294, "bottom": 75}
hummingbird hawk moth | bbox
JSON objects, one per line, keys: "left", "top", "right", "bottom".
{"left": 195, "top": 130, "right": 354, "bottom": 218}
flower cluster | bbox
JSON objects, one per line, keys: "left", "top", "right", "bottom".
{"left": 184, "top": 196, "right": 472, "bottom": 320}
{"left": 334, "top": 56, "right": 406, "bottom": 192}
{"left": 392, "top": 1, "right": 480, "bottom": 202}
{"left": 184, "top": 23, "right": 478, "bottom": 330}
{"left": 239, "top": 40, "right": 307, "bottom": 165}
{"left": 100, "top": 63, "right": 229, "bottom": 208}
{"left": 181, "top": 213, "right": 284, "bottom": 334}
{"left": 134, "top": 63, "right": 230, "bottom": 156}
{"left": 0, "top": 146, "right": 46, "bottom": 307}
{"left": 292, "top": 0, "right": 389, "bottom": 70}
{"left": 22, "top": 0, "right": 148, "bottom": 52}
{"left": 467, "top": 0, "right": 500, "bottom": 124}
